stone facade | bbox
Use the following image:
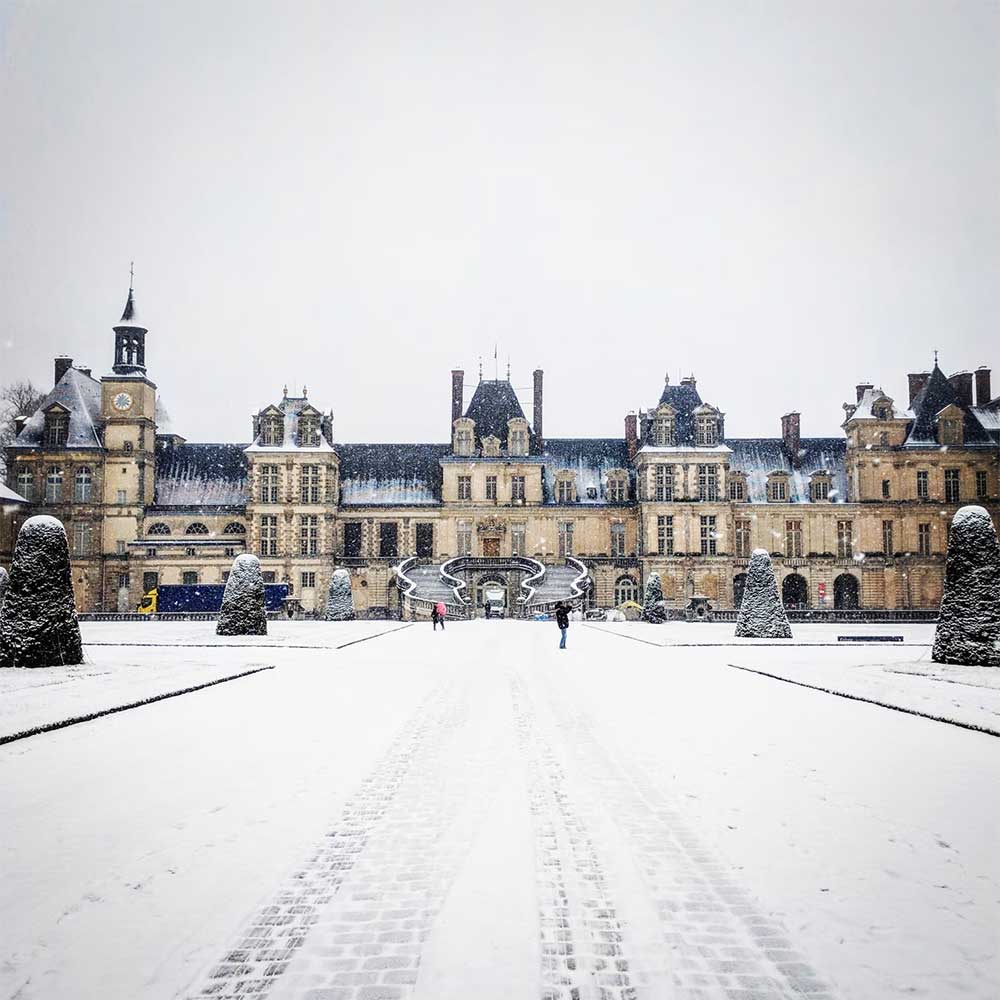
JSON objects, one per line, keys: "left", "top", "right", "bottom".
{"left": 3, "top": 286, "right": 999, "bottom": 615}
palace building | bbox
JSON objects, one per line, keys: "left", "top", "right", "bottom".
{"left": 3, "top": 284, "right": 999, "bottom": 617}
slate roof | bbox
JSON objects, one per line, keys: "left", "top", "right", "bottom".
{"left": 10, "top": 368, "right": 104, "bottom": 451}
{"left": 338, "top": 443, "right": 449, "bottom": 506}
{"left": 154, "top": 442, "right": 249, "bottom": 506}
{"left": 644, "top": 379, "right": 721, "bottom": 446}
{"left": 0, "top": 482, "right": 29, "bottom": 505}
{"left": 115, "top": 286, "right": 145, "bottom": 328}
{"left": 726, "top": 438, "right": 849, "bottom": 503}
{"left": 541, "top": 439, "right": 635, "bottom": 504}
{"left": 849, "top": 387, "right": 912, "bottom": 421}
{"left": 463, "top": 380, "right": 534, "bottom": 449}
{"left": 904, "top": 365, "right": 994, "bottom": 448}
{"left": 971, "top": 401, "right": 1000, "bottom": 442}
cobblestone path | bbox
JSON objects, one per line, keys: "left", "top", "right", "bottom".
{"left": 530, "top": 666, "right": 834, "bottom": 1000}
{"left": 187, "top": 674, "right": 504, "bottom": 1000}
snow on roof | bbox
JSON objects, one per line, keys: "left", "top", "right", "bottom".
{"left": 726, "top": 438, "right": 849, "bottom": 503}
{"left": 244, "top": 395, "right": 334, "bottom": 453}
{"left": 11, "top": 368, "right": 103, "bottom": 451}
{"left": 114, "top": 286, "right": 145, "bottom": 329}
{"left": 541, "top": 439, "right": 634, "bottom": 504}
{"left": 338, "top": 443, "right": 449, "bottom": 506}
{"left": 971, "top": 403, "right": 1000, "bottom": 439}
{"left": 848, "top": 387, "right": 913, "bottom": 421}
{"left": 463, "top": 380, "right": 533, "bottom": 449}
{"left": 0, "top": 482, "right": 30, "bottom": 505}
{"left": 154, "top": 442, "right": 249, "bottom": 506}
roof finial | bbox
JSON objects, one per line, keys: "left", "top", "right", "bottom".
{"left": 478, "top": 356, "right": 483, "bottom": 382}
{"left": 665, "top": 371, "right": 670, "bottom": 385}
{"left": 282, "top": 383, "right": 288, "bottom": 398}
{"left": 934, "top": 349, "right": 939, "bottom": 366}
{"left": 302, "top": 384, "right": 307, "bottom": 397}
{"left": 129, "top": 260, "right": 134, "bottom": 292}
{"left": 506, "top": 358, "right": 511, "bottom": 380}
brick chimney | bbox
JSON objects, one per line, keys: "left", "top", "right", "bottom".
{"left": 948, "top": 371, "right": 974, "bottom": 408}
{"left": 533, "top": 369, "right": 544, "bottom": 451}
{"left": 855, "top": 382, "right": 874, "bottom": 403}
{"left": 907, "top": 372, "right": 930, "bottom": 407}
{"left": 625, "top": 412, "right": 638, "bottom": 460}
{"left": 781, "top": 412, "right": 801, "bottom": 468}
{"left": 451, "top": 369, "right": 464, "bottom": 429}
{"left": 975, "top": 366, "right": 992, "bottom": 406}
{"left": 54, "top": 356, "right": 73, "bottom": 385}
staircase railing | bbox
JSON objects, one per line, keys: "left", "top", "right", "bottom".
{"left": 393, "top": 557, "right": 470, "bottom": 617}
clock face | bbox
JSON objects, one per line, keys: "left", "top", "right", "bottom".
{"left": 113, "top": 392, "right": 133, "bottom": 412}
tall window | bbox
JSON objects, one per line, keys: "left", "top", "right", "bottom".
{"left": 379, "top": 522, "right": 398, "bottom": 558}
{"left": 300, "top": 515, "right": 319, "bottom": 555}
{"left": 654, "top": 465, "right": 673, "bottom": 501}
{"left": 556, "top": 478, "right": 574, "bottom": 503}
{"left": 486, "top": 475, "right": 497, "bottom": 501}
{"left": 300, "top": 465, "right": 321, "bottom": 503}
{"left": 837, "top": 520, "right": 853, "bottom": 559}
{"left": 608, "top": 477, "right": 626, "bottom": 503}
{"left": 74, "top": 466, "right": 93, "bottom": 502}
{"left": 700, "top": 515, "right": 717, "bottom": 555}
{"left": 45, "top": 411, "right": 68, "bottom": 448}
{"left": 511, "top": 522, "right": 526, "bottom": 556}
{"left": 458, "top": 475, "right": 472, "bottom": 501}
{"left": 729, "top": 477, "right": 746, "bottom": 501}
{"left": 697, "top": 464, "right": 718, "bottom": 501}
{"left": 882, "top": 520, "right": 894, "bottom": 556}
{"left": 656, "top": 515, "right": 673, "bottom": 555}
{"left": 976, "top": 470, "right": 988, "bottom": 500}
{"left": 653, "top": 412, "right": 675, "bottom": 446}
{"left": 261, "top": 417, "right": 283, "bottom": 446}
{"left": 260, "top": 465, "right": 280, "bottom": 503}
{"left": 16, "top": 466, "right": 33, "bottom": 501}
{"left": 881, "top": 479, "right": 891, "bottom": 499}
{"left": 735, "top": 518, "right": 752, "bottom": 558}
{"left": 785, "top": 520, "right": 803, "bottom": 558}
{"left": 298, "top": 417, "right": 320, "bottom": 447}
{"left": 260, "top": 515, "right": 279, "bottom": 556}
{"left": 610, "top": 522, "right": 626, "bottom": 557}
{"left": 343, "top": 521, "right": 362, "bottom": 557}
{"left": 457, "top": 520, "right": 472, "bottom": 555}
{"left": 944, "top": 469, "right": 960, "bottom": 503}
{"left": 696, "top": 416, "right": 718, "bottom": 446}
{"left": 45, "top": 466, "right": 63, "bottom": 503}
{"left": 558, "top": 521, "right": 574, "bottom": 557}
{"left": 918, "top": 522, "right": 932, "bottom": 556}
{"left": 511, "top": 475, "right": 525, "bottom": 501}
{"left": 509, "top": 428, "right": 528, "bottom": 454}
{"left": 72, "top": 521, "right": 92, "bottom": 556}
{"left": 116, "top": 488, "right": 128, "bottom": 505}
{"left": 916, "top": 470, "right": 929, "bottom": 499}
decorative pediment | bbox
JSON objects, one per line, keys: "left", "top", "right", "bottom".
{"left": 43, "top": 401, "right": 70, "bottom": 414}
{"left": 935, "top": 403, "right": 963, "bottom": 420}
{"left": 476, "top": 517, "right": 507, "bottom": 535}
{"left": 482, "top": 435, "right": 501, "bottom": 457}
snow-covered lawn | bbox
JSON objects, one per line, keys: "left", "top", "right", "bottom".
{"left": 1, "top": 620, "right": 997, "bottom": 1000}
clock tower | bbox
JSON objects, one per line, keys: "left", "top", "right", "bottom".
{"left": 100, "top": 276, "right": 158, "bottom": 608}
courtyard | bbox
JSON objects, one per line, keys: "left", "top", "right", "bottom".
{"left": 1, "top": 620, "right": 998, "bottom": 1000}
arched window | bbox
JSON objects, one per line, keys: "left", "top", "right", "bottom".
{"left": 45, "top": 466, "right": 63, "bottom": 503}
{"left": 74, "top": 466, "right": 93, "bottom": 502}
{"left": 16, "top": 466, "right": 33, "bottom": 501}
{"left": 185, "top": 522, "right": 210, "bottom": 535}
{"left": 614, "top": 575, "right": 639, "bottom": 605}
{"left": 147, "top": 522, "right": 171, "bottom": 535}
{"left": 223, "top": 522, "right": 247, "bottom": 534}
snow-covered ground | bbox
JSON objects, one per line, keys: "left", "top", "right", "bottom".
{"left": 1, "top": 620, "right": 998, "bottom": 999}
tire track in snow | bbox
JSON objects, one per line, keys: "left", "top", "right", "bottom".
{"left": 510, "top": 674, "right": 639, "bottom": 1000}
{"left": 186, "top": 673, "right": 501, "bottom": 1000}
{"left": 540, "top": 672, "right": 836, "bottom": 1000}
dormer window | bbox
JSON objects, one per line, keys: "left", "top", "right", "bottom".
{"left": 939, "top": 417, "right": 963, "bottom": 446}
{"left": 44, "top": 409, "right": 69, "bottom": 448}
{"left": 768, "top": 473, "right": 789, "bottom": 502}
{"left": 261, "top": 415, "right": 283, "bottom": 447}
{"left": 298, "top": 414, "right": 320, "bottom": 447}
{"left": 607, "top": 471, "right": 627, "bottom": 503}
{"left": 695, "top": 415, "right": 718, "bottom": 446}
{"left": 728, "top": 474, "right": 747, "bottom": 501}
{"left": 453, "top": 418, "right": 475, "bottom": 456}
{"left": 810, "top": 473, "right": 831, "bottom": 502}
{"left": 874, "top": 404, "right": 891, "bottom": 420}
{"left": 507, "top": 418, "right": 529, "bottom": 456}
{"left": 555, "top": 472, "right": 576, "bottom": 504}
{"left": 482, "top": 435, "right": 501, "bottom": 458}
{"left": 653, "top": 408, "right": 676, "bottom": 446}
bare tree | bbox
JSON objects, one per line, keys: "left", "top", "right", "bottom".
{"left": 0, "top": 380, "right": 46, "bottom": 479}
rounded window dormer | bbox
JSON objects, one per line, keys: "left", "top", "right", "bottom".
{"left": 453, "top": 417, "right": 475, "bottom": 456}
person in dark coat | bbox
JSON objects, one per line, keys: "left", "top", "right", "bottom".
{"left": 555, "top": 602, "right": 570, "bottom": 649}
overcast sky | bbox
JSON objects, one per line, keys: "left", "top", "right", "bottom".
{"left": 2, "top": 1, "right": 999, "bottom": 444}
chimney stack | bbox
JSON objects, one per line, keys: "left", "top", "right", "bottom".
{"left": 781, "top": 412, "right": 801, "bottom": 468}
{"left": 907, "top": 372, "right": 930, "bottom": 407}
{"left": 54, "top": 356, "right": 73, "bottom": 385}
{"left": 533, "top": 369, "right": 544, "bottom": 451}
{"left": 947, "top": 371, "right": 974, "bottom": 409}
{"left": 451, "top": 369, "right": 464, "bottom": 429}
{"left": 855, "top": 382, "right": 874, "bottom": 403}
{"left": 625, "top": 412, "right": 638, "bottom": 461}
{"left": 975, "top": 366, "right": 992, "bottom": 406}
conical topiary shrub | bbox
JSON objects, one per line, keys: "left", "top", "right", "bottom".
{"left": 641, "top": 571, "right": 668, "bottom": 623}
{"left": 932, "top": 505, "right": 1000, "bottom": 666}
{"left": 324, "top": 568, "right": 355, "bottom": 621}
{"left": 735, "top": 549, "right": 792, "bottom": 639}
{"left": 216, "top": 554, "right": 267, "bottom": 636}
{"left": 0, "top": 515, "right": 83, "bottom": 668}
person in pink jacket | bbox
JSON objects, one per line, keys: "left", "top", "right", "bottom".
{"left": 432, "top": 601, "right": 447, "bottom": 631}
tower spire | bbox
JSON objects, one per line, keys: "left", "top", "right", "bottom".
{"left": 111, "top": 266, "right": 148, "bottom": 375}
